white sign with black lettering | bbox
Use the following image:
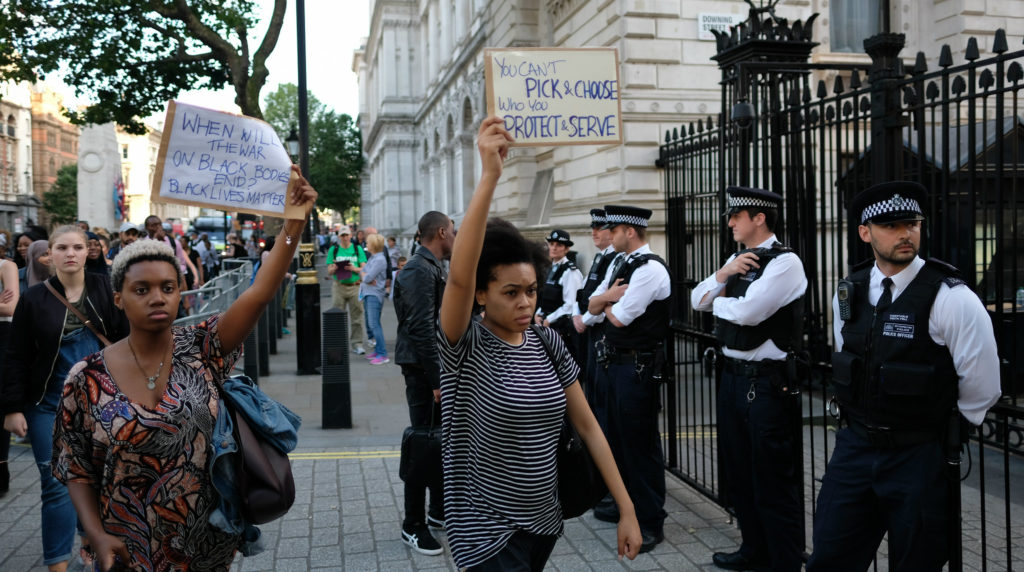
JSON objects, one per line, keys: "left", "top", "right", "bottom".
{"left": 151, "top": 100, "right": 305, "bottom": 219}
{"left": 698, "top": 13, "right": 746, "bottom": 41}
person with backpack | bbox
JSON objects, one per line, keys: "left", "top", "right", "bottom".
{"left": 327, "top": 228, "right": 369, "bottom": 354}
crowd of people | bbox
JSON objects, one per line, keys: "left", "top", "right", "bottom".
{"left": 0, "top": 114, "right": 1004, "bottom": 571}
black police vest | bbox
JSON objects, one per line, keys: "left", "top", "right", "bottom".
{"left": 539, "top": 260, "right": 577, "bottom": 316}
{"left": 603, "top": 254, "right": 671, "bottom": 351}
{"left": 831, "top": 259, "right": 962, "bottom": 433}
{"left": 577, "top": 251, "right": 615, "bottom": 314}
{"left": 714, "top": 244, "right": 804, "bottom": 352}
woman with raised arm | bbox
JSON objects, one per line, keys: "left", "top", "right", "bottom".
{"left": 2, "top": 226, "right": 129, "bottom": 572}
{"left": 437, "top": 117, "right": 641, "bottom": 570}
{"left": 50, "top": 166, "right": 317, "bottom": 572}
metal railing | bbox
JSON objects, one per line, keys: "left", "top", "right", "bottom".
{"left": 173, "top": 258, "right": 253, "bottom": 327}
{"left": 657, "top": 16, "right": 1024, "bottom": 570}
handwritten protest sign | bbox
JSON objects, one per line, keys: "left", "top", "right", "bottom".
{"left": 485, "top": 47, "right": 622, "bottom": 146}
{"left": 151, "top": 101, "right": 305, "bottom": 219}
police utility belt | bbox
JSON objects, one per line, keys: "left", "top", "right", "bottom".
{"left": 595, "top": 337, "right": 666, "bottom": 383}
{"left": 844, "top": 418, "right": 940, "bottom": 448}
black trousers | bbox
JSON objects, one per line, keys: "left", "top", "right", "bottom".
{"left": 467, "top": 530, "right": 558, "bottom": 572}
{"left": 593, "top": 360, "right": 666, "bottom": 535}
{"left": 401, "top": 365, "right": 444, "bottom": 527}
{"left": 807, "top": 429, "right": 950, "bottom": 572}
{"left": 718, "top": 367, "right": 803, "bottom": 571}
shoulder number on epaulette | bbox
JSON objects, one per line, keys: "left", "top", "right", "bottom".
{"left": 941, "top": 276, "right": 966, "bottom": 288}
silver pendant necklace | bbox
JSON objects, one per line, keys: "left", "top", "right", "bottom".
{"left": 128, "top": 337, "right": 165, "bottom": 390}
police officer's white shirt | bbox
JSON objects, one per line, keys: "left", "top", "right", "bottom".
{"left": 831, "top": 256, "right": 1001, "bottom": 426}
{"left": 537, "top": 257, "right": 584, "bottom": 323}
{"left": 574, "top": 245, "right": 618, "bottom": 318}
{"left": 584, "top": 244, "right": 670, "bottom": 327}
{"left": 690, "top": 234, "right": 807, "bottom": 362}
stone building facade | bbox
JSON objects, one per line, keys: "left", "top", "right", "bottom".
{"left": 0, "top": 82, "right": 39, "bottom": 231}
{"left": 30, "top": 85, "right": 80, "bottom": 227}
{"left": 354, "top": 0, "right": 1022, "bottom": 264}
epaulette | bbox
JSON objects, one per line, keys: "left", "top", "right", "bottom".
{"left": 925, "top": 258, "right": 966, "bottom": 288}
{"left": 768, "top": 241, "right": 795, "bottom": 254}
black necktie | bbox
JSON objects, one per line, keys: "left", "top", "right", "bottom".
{"left": 608, "top": 254, "right": 624, "bottom": 285}
{"left": 876, "top": 277, "right": 894, "bottom": 312}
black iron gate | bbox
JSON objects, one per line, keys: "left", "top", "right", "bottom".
{"left": 657, "top": 6, "right": 1024, "bottom": 570}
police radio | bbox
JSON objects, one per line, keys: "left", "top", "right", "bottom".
{"left": 837, "top": 279, "right": 854, "bottom": 321}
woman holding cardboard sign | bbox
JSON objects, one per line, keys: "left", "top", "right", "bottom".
{"left": 50, "top": 166, "right": 316, "bottom": 571}
{"left": 437, "top": 117, "right": 641, "bottom": 569}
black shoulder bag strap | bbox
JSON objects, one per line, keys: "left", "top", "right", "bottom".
{"left": 44, "top": 280, "right": 112, "bottom": 347}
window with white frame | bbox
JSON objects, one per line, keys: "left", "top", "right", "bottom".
{"left": 830, "top": 0, "right": 888, "bottom": 53}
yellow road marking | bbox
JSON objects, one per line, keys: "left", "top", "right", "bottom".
{"left": 289, "top": 451, "right": 400, "bottom": 460}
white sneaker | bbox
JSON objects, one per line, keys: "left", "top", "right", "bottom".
{"left": 353, "top": 345, "right": 366, "bottom": 355}
{"left": 402, "top": 525, "right": 443, "bottom": 556}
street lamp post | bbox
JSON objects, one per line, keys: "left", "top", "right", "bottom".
{"left": 293, "top": 0, "right": 321, "bottom": 375}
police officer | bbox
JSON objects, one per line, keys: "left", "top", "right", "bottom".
{"left": 807, "top": 181, "right": 1001, "bottom": 571}
{"left": 691, "top": 186, "right": 806, "bottom": 572}
{"left": 586, "top": 205, "right": 671, "bottom": 553}
{"left": 535, "top": 229, "right": 584, "bottom": 361}
{"left": 574, "top": 209, "right": 618, "bottom": 402}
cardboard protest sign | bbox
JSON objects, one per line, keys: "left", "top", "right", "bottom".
{"left": 151, "top": 101, "right": 305, "bottom": 219}
{"left": 485, "top": 47, "right": 622, "bottom": 146}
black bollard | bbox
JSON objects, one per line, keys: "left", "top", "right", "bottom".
{"left": 268, "top": 293, "right": 279, "bottom": 355}
{"left": 274, "top": 285, "right": 284, "bottom": 340}
{"left": 258, "top": 307, "right": 270, "bottom": 376}
{"left": 243, "top": 326, "right": 259, "bottom": 384}
{"left": 321, "top": 308, "right": 352, "bottom": 428}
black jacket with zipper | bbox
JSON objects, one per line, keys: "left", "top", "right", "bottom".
{"left": 393, "top": 247, "right": 445, "bottom": 389}
{"left": 1, "top": 273, "right": 128, "bottom": 415}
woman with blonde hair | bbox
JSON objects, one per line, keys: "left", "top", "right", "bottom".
{"left": 1, "top": 225, "right": 128, "bottom": 572}
{"left": 361, "top": 233, "right": 390, "bottom": 364}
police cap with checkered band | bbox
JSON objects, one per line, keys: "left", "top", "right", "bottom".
{"left": 589, "top": 208, "right": 607, "bottom": 228}
{"left": 546, "top": 229, "right": 574, "bottom": 247}
{"left": 602, "top": 205, "right": 652, "bottom": 230}
{"left": 722, "top": 186, "right": 783, "bottom": 216}
{"left": 851, "top": 181, "right": 927, "bottom": 225}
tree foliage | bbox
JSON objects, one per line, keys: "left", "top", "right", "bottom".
{"left": 41, "top": 163, "right": 78, "bottom": 225}
{"left": 0, "top": 0, "right": 286, "bottom": 134}
{"left": 263, "top": 83, "right": 364, "bottom": 214}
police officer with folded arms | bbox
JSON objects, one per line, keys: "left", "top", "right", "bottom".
{"left": 586, "top": 205, "right": 671, "bottom": 553}
{"left": 691, "top": 186, "right": 806, "bottom": 572}
{"left": 807, "top": 181, "right": 1001, "bottom": 571}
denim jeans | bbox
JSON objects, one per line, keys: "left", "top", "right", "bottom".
{"left": 26, "top": 325, "right": 98, "bottom": 565}
{"left": 363, "top": 295, "right": 387, "bottom": 357}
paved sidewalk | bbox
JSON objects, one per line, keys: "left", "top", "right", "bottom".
{"left": 0, "top": 286, "right": 743, "bottom": 571}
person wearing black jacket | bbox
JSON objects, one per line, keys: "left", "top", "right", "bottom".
{"left": 1, "top": 225, "right": 128, "bottom": 572}
{"left": 393, "top": 210, "right": 455, "bottom": 555}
